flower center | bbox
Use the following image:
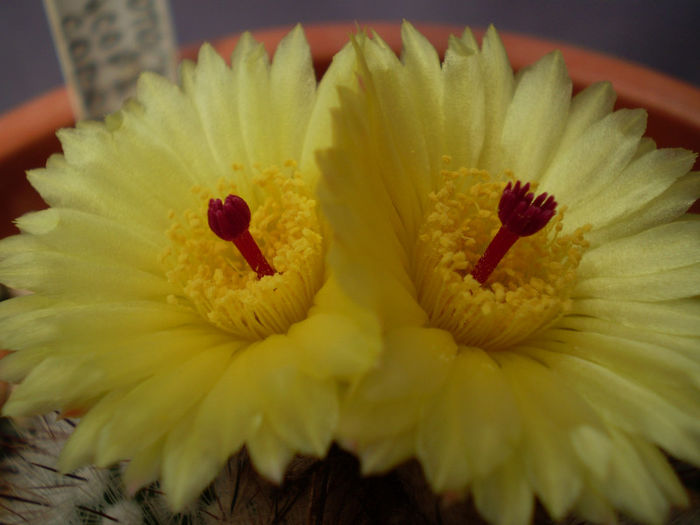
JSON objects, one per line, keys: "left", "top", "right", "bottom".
{"left": 162, "top": 164, "right": 324, "bottom": 340}
{"left": 413, "top": 165, "right": 589, "bottom": 351}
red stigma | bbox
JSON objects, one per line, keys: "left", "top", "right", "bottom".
{"left": 207, "top": 195, "right": 276, "bottom": 279}
{"left": 470, "top": 181, "right": 557, "bottom": 285}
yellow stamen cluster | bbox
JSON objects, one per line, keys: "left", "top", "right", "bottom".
{"left": 414, "top": 166, "right": 590, "bottom": 350}
{"left": 161, "top": 164, "right": 324, "bottom": 340}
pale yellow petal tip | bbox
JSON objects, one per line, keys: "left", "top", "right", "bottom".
{"left": 14, "top": 208, "right": 60, "bottom": 235}
{"left": 1, "top": 398, "right": 29, "bottom": 419}
{"left": 196, "top": 41, "right": 221, "bottom": 63}
{"left": 288, "top": 22, "right": 305, "bottom": 38}
{"left": 162, "top": 474, "right": 209, "bottom": 514}
{"left": 254, "top": 458, "right": 286, "bottom": 485}
{"left": 400, "top": 19, "right": 417, "bottom": 34}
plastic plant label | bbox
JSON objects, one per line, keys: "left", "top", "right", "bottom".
{"left": 44, "top": 0, "right": 177, "bottom": 119}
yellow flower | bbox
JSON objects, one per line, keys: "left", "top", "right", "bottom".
{"left": 318, "top": 22, "right": 700, "bottom": 525}
{"left": 0, "top": 26, "right": 378, "bottom": 510}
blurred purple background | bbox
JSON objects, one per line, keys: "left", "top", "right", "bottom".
{"left": 0, "top": 0, "right": 699, "bottom": 115}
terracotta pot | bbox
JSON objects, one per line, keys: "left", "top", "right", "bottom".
{"left": 1, "top": 22, "right": 699, "bottom": 239}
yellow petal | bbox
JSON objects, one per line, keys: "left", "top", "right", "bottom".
{"left": 567, "top": 147, "right": 695, "bottom": 231}
{"left": 289, "top": 276, "right": 381, "bottom": 380}
{"left": 357, "top": 428, "right": 416, "bottom": 475}
{"left": 3, "top": 326, "right": 230, "bottom": 416}
{"left": 556, "top": 81, "right": 616, "bottom": 154}
{"left": 500, "top": 51, "right": 571, "bottom": 183}
{"left": 556, "top": 315, "right": 700, "bottom": 363}
{"left": 400, "top": 21, "right": 445, "bottom": 175}
{"left": 338, "top": 326, "right": 455, "bottom": 448}
{"left": 574, "top": 264, "right": 700, "bottom": 301}
{"left": 587, "top": 175, "right": 700, "bottom": 246}
{"left": 253, "top": 335, "right": 338, "bottom": 456}
{"left": 95, "top": 346, "right": 232, "bottom": 466}
{"left": 540, "top": 108, "right": 646, "bottom": 211}
{"left": 443, "top": 34, "right": 485, "bottom": 169}
{"left": 476, "top": 25, "right": 514, "bottom": 172}
{"left": 571, "top": 297, "right": 700, "bottom": 336}
{"left": 318, "top": 101, "right": 427, "bottom": 328}
{"left": 355, "top": 29, "right": 434, "bottom": 218}
{"left": 538, "top": 328, "right": 700, "bottom": 397}
{"left": 300, "top": 40, "right": 355, "bottom": 175}
{"left": 417, "top": 347, "right": 521, "bottom": 491}
{"left": 571, "top": 482, "right": 617, "bottom": 524}
{"left": 494, "top": 352, "right": 610, "bottom": 519}
{"left": 0, "top": 236, "right": 174, "bottom": 300}
{"left": 182, "top": 43, "right": 253, "bottom": 190}
{"left": 578, "top": 218, "right": 700, "bottom": 278}
{"left": 15, "top": 208, "right": 165, "bottom": 271}
{"left": 123, "top": 437, "right": 164, "bottom": 496}
{"left": 269, "top": 24, "right": 316, "bottom": 162}
{"left": 530, "top": 347, "right": 700, "bottom": 465}
{"left": 58, "top": 391, "right": 128, "bottom": 472}
{"left": 603, "top": 430, "right": 677, "bottom": 524}
{"left": 472, "top": 453, "right": 534, "bottom": 525}
{"left": 161, "top": 409, "right": 225, "bottom": 511}
{"left": 246, "top": 418, "right": 294, "bottom": 483}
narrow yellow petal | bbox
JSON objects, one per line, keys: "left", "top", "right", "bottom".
{"left": 95, "top": 347, "right": 232, "bottom": 466}
{"left": 253, "top": 335, "right": 338, "bottom": 456}
{"left": 161, "top": 410, "right": 226, "bottom": 512}
{"left": 578, "top": 219, "right": 700, "bottom": 278}
{"left": 357, "top": 429, "right": 416, "bottom": 475}
{"left": 556, "top": 81, "right": 616, "bottom": 154}
{"left": 58, "top": 391, "right": 128, "bottom": 472}
{"left": 495, "top": 352, "right": 608, "bottom": 519}
{"left": 269, "top": 24, "right": 316, "bottom": 162}
{"left": 541, "top": 108, "right": 646, "bottom": 212}
{"left": 501, "top": 51, "right": 571, "bottom": 183}
{"left": 571, "top": 482, "right": 617, "bottom": 525}
{"left": 300, "top": 41, "right": 355, "bottom": 175}
{"left": 529, "top": 348, "right": 700, "bottom": 465}
{"left": 122, "top": 438, "right": 164, "bottom": 496}
{"left": 338, "top": 326, "right": 456, "bottom": 446}
{"left": 15, "top": 208, "right": 165, "bottom": 271}
{"left": 588, "top": 174, "right": 700, "bottom": 246}
{"left": 476, "top": 25, "right": 514, "bottom": 172}
{"left": 574, "top": 264, "right": 700, "bottom": 301}
{"left": 417, "top": 348, "right": 521, "bottom": 491}
{"left": 246, "top": 419, "right": 294, "bottom": 483}
{"left": 183, "top": 43, "right": 252, "bottom": 187}
{"left": 443, "top": 34, "right": 485, "bottom": 168}
{"left": 230, "top": 33, "right": 274, "bottom": 165}
{"left": 190, "top": 350, "right": 263, "bottom": 459}
{"left": 571, "top": 297, "right": 700, "bottom": 336}
{"left": 538, "top": 328, "right": 700, "bottom": 397}
{"left": 556, "top": 315, "right": 700, "bottom": 363}
{"left": 603, "top": 430, "right": 675, "bottom": 524}
{"left": 3, "top": 326, "right": 231, "bottom": 417}
{"left": 567, "top": 147, "right": 695, "bottom": 231}
{"left": 473, "top": 454, "right": 534, "bottom": 525}
{"left": 400, "top": 21, "right": 445, "bottom": 173}
{"left": 287, "top": 275, "right": 381, "bottom": 381}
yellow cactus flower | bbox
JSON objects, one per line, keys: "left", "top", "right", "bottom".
{"left": 318, "top": 22, "right": 700, "bottom": 525}
{"left": 0, "top": 26, "right": 378, "bottom": 511}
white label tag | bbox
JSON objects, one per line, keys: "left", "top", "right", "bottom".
{"left": 44, "top": 0, "right": 177, "bottom": 120}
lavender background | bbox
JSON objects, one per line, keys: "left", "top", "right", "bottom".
{"left": 0, "top": 0, "right": 699, "bottom": 116}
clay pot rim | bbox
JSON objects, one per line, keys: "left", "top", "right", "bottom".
{"left": 1, "top": 21, "right": 698, "bottom": 167}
